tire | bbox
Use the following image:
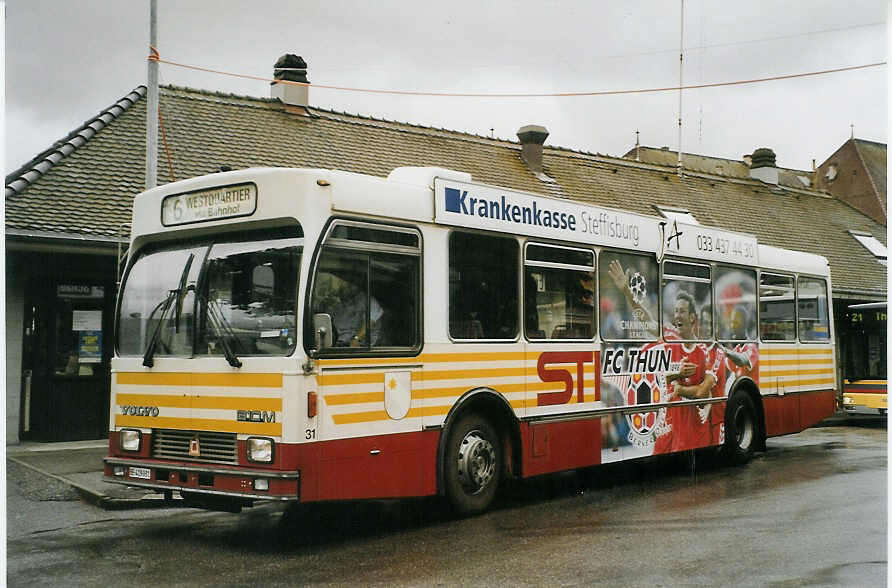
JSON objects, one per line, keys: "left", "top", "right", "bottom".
{"left": 444, "top": 413, "right": 501, "bottom": 515}
{"left": 723, "top": 393, "right": 757, "bottom": 466}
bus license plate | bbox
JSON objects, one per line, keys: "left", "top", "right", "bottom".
{"left": 129, "top": 467, "right": 151, "bottom": 480}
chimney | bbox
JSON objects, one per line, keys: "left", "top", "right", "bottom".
{"left": 749, "top": 147, "right": 778, "bottom": 185}
{"left": 271, "top": 54, "right": 309, "bottom": 108}
{"left": 517, "top": 125, "right": 549, "bottom": 174}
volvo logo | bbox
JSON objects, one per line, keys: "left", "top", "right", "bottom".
{"left": 120, "top": 405, "right": 160, "bottom": 417}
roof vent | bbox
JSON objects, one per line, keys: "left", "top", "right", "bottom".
{"left": 517, "top": 125, "right": 549, "bottom": 175}
{"left": 271, "top": 54, "right": 309, "bottom": 109}
{"left": 749, "top": 147, "right": 778, "bottom": 185}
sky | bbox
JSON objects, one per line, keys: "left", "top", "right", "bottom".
{"left": 4, "top": 0, "right": 888, "bottom": 175}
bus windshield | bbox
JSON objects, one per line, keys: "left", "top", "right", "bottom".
{"left": 117, "top": 227, "right": 303, "bottom": 359}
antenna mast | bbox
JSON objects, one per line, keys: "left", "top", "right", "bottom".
{"left": 677, "top": 0, "right": 684, "bottom": 177}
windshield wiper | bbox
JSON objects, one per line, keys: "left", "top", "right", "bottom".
{"left": 205, "top": 297, "right": 243, "bottom": 368}
{"left": 142, "top": 253, "right": 195, "bottom": 367}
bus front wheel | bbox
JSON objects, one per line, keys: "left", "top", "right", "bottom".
{"left": 444, "top": 413, "right": 501, "bottom": 515}
{"left": 723, "top": 393, "right": 756, "bottom": 466}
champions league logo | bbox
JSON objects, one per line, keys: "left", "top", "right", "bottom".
{"left": 629, "top": 271, "right": 647, "bottom": 304}
{"left": 625, "top": 373, "right": 671, "bottom": 448}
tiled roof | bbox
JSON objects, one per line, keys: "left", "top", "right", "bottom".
{"left": 625, "top": 146, "right": 815, "bottom": 190}
{"left": 6, "top": 87, "right": 146, "bottom": 198}
{"left": 853, "top": 139, "right": 887, "bottom": 205}
{"left": 5, "top": 84, "right": 886, "bottom": 298}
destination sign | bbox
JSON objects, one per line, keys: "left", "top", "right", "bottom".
{"left": 161, "top": 183, "right": 257, "bottom": 226}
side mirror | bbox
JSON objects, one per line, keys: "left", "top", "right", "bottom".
{"left": 313, "top": 313, "right": 333, "bottom": 350}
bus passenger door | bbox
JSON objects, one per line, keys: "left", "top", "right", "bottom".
{"left": 522, "top": 247, "right": 600, "bottom": 476}
{"left": 524, "top": 341, "right": 599, "bottom": 477}
{"left": 309, "top": 220, "right": 427, "bottom": 500}
{"left": 760, "top": 345, "right": 800, "bottom": 436}
{"left": 316, "top": 361, "right": 426, "bottom": 501}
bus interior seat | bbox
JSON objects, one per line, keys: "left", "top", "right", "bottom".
{"left": 451, "top": 320, "right": 484, "bottom": 339}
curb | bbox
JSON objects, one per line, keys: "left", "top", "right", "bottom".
{"left": 8, "top": 455, "right": 180, "bottom": 511}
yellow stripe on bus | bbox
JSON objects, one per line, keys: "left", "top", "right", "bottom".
{"left": 117, "top": 372, "right": 191, "bottom": 386}
{"left": 318, "top": 372, "right": 388, "bottom": 386}
{"left": 323, "top": 378, "right": 598, "bottom": 407}
{"left": 760, "top": 367, "right": 835, "bottom": 377}
{"left": 332, "top": 407, "right": 426, "bottom": 424}
{"left": 114, "top": 415, "right": 281, "bottom": 435}
{"left": 320, "top": 348, "right": 830, "bottom": 367}
{"left": 424, "top": 366, "right": 530, "bottom": 380}
{"left": 321, "top": 366, "right": 531, "bottom": 386}
{"left": 116, "top": 372, "right": 283, "bottom": 388}
{"left": 115, "top": 393, "right": 192, "bottom": 408}
{"left": 411, "top": 385, "right": 476, "bottom": 400}
{"left": 760, "top": 347, "right": 833, "bottom": 356}
{"left": 330, "top": 395, "right": 601, "bottom": 424}
{"left": 319, "top": 351, "right": 530, "bottom": 367}
{"left": 115, "top": 393, "right": 282, "bottom": 411}
{"left": 331, "top": 404, "right": 460, "bottom": 424}
{"left": 766, "top": 377, "right": 835, "bottom": 388}
{"left": 423, "top": 351, "right": 528, "bottom": 362}
{"left": 325, "top": 392, "right": 385, "bottom": 406}
{"left": 761, "top": 358, "right": 834, "bottom": 366}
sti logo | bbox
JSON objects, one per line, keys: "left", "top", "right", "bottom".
{"left": 536, "top": 351, "right": 597, "bottom": 406}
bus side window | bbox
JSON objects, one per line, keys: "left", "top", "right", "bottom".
{"left": 310, "top": 222, "right": 421, "bottom": 352}
{"left": 661, "top": 260, "right": 712, "bottom": 342}
{"left": 759, "top": 273, "right": 796, "bottom": 341}
{"left": 715, "top": 267, "right": 757, "bottom": 342}
{"left": 798, "top": 277, "right": 830, "bottom": 342}
{"left": 524, "top": 243, "right": 595, "bottom": 340}
{"left": 449, "top": 232, "right": 518, "bottom": 340}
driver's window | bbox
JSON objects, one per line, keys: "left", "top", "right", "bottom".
{"left": 311, "top": 252, "right": 372, "bottom": 347}
{"left": 309, "top": 221, "right": 421, "bottom": 353}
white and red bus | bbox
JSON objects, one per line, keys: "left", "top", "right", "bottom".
{"left": 104, "top": 166, "right": 837, "bottom": 513}
{"left": 839, "top": 302, "right": 886, "bottom": 416}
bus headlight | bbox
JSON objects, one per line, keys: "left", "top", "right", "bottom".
{"left": 247, "top": 437, "right": 274, "bottom": 463}
{"left": 119, "top": 429, "right": 141, "bottom": 452}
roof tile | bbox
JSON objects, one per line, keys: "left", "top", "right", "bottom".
{"left": 5, "top": 84, "right": 886, "bottom": 297}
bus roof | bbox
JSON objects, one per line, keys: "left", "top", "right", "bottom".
{"left": 130, "top": 166, "right": 829, "bottom": 276}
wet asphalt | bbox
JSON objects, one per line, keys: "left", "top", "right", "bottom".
{"left": 6, "top": 417, "right": 887, "bottom": 586}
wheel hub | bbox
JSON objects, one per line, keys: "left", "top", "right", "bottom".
{"left": 456, "top": 430, "right": 496, "bottom": 495}
{"left": 735, "top": 406, "right": 754, "bottom": 449}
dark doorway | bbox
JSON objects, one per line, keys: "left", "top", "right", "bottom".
{"left": 22, "top": 279, "right": 113, "bottom": 441}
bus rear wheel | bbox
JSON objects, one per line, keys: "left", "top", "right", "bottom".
{"left": 723, "top": 393, "right": 756, "bottom": 466}
{"left": 444, "top": 414, "right": 501, "bottom": 515}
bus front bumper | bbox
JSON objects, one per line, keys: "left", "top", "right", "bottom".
{"left": 842, "top": 393, "right": 887, "bottom": 413}
{"left": 103, "top": 457, "right": 300, "bottom": 501}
